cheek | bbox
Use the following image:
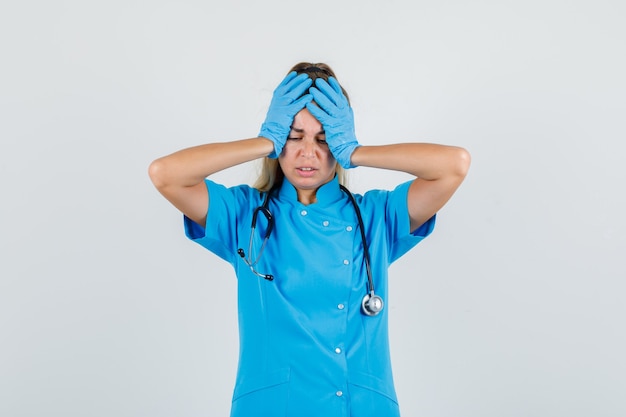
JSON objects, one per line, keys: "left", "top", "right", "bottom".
{"left": 323, "top": 152, "right": 337, "bottom": 171}
{"left": 322, "top": 147, "right": 335, "bottom": 162}
{"left": 279, "top": 142, "right": 296, "bottom": 157}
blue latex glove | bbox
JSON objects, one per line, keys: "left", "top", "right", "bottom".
{"left": 306, "top": 77, "right": 360, "bottom": 168}
{"left": 259, "top": 71, "right": 313, "bottom": 158}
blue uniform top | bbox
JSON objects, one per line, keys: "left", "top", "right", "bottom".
{"left": 184, "top": 176, "right": 435, "bottom": 417}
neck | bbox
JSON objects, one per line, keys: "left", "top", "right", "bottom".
{"left": 297, "top": 189, "right": 318, "bottom": 205}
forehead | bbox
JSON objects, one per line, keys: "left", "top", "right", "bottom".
{"left": 291, "top": 108, "right": 323, "bottom": 132}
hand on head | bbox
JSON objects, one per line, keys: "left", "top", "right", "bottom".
{"left": 260, "top": 72, "right": 360, "bottom": 168}
{"left": 306, "top": 77, "right": 360, "bottom": 169}
{"left": 259, "top": 72, "right": 313, "bottom": 158}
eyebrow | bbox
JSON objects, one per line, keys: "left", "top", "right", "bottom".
{"left": 290, "top": 127, "right": 326, "bottom": 135}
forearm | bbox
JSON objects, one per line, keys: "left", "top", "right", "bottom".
{"left": 350, "top": 143, "right": 471, "bottom": 181}
{"left": 149, "top": 137, "right": 273, "bottom": 189}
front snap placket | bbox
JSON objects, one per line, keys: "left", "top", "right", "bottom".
{"left": 269, "top": 179, "right": 365, "bottom": 416}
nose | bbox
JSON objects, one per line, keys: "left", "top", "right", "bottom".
{"left": 299, "top": 139, "right": 317, "bottom": 158}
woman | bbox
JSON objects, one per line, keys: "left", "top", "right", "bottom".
{"left": 149, "top": 62, "right": 470, "bottom": 417}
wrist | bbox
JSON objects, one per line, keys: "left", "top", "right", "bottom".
{"left": 254, "top": 136, "right": 277, "bottom": 157}
{"left": 259, "top": 123, "right": 287, "bottom": 158}
{"left": 333, "top": 142, "right": 360, "bottom": 169}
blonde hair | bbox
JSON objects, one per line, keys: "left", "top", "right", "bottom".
{"left": 253, "top": 62, "right": 350, "bottom": 192}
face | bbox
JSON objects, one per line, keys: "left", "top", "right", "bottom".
{"left": 279, "top": 108, "right": 337, "bottom": 203}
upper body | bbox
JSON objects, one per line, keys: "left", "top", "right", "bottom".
{"left": 184, "top": 175, "right": 434, "bottom": 416}
{"left": 148, "top": 63, "right": 471, "bottom": 416}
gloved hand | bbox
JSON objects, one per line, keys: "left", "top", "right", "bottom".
{"left": 306, "top": 77, "right": 360, "bottom": 168}
{"left": 259, "top": 71, "right": 313, "bottom": 158}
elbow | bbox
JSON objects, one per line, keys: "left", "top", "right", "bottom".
{"left": 452, "top": 146, "right": 471, "bottom": 179}
{"left": 148, "top": 158, "right": 168, "bottom": 190}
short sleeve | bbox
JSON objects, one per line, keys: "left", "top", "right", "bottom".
{"left": 183, "top": 180, "right": 257, "bottom": 265}
{"left": 378, "top": 180, "right": 436, "bottom": 264}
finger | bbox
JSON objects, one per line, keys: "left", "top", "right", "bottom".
{"left": 277, "top": 71, "right": 298, "bottom": 89}
{"left": 313, "top": 78, "right": 340, "bottom": 107}
{"left": 274, "top": 72, "right": 306, "bottom": 98}
{"left": 284, "top": 75, "right": 313, "bottom": 100}
{"left": 309, "top": 86, "right": 339, "bottom": 117}
{"left": 305, "top": 101, "right": 330, "bottom": 124}
{"left": 328, "top": 77, "right": 342, "bottom": 94}
{"left": 288, "top": 93, "right": 313, "bottom": 113}
{"left": 328, "top": 77, "right": 341, "bottom": 90}
{"left": 327, "top": 77, "right": 349, "bottom": 108}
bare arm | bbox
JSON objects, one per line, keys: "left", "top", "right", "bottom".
{"left": 350, "top": 143, "right": 471, "bottom": 232}
{"left": 148, "top": 137, "right": 274, "bottom": 227}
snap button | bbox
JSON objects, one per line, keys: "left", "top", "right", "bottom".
{"left": 300, "top": 210, "right": 307, "bottom": 216}
{"left": 346, "top": 226, "right": 353, "bottom": 232}
{"left": 336, "top": 390, "right": 343, "bottom": 397}
{"left": 343, "top": 260, "right": 349, "bottom": 265}
{"left": 323, "top": 220, "right": 329, "bottom": 227}
{"left": 337, "top": 303, "right": 345, "bottom": 310}
{"left": 335, "top": 347, "right": 342, "bottom": 354}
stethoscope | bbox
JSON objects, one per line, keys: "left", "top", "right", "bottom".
{"left": 237, "top": 185, "right": 384, "bottom": 317}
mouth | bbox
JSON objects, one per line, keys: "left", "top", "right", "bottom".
{"left": 296, "top": 167, "right": 318, "bottom": 176}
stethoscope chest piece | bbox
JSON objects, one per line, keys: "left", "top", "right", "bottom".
{"left": 361, "top": 293, "right": 384, "bottom": 316}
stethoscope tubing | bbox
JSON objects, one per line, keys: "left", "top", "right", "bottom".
{"left": 237, "top": 184, "right": 383, "bottom": 315}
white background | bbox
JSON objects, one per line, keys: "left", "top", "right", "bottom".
{"left": 1, "top": 0, "right": 625, "bottom": 416}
